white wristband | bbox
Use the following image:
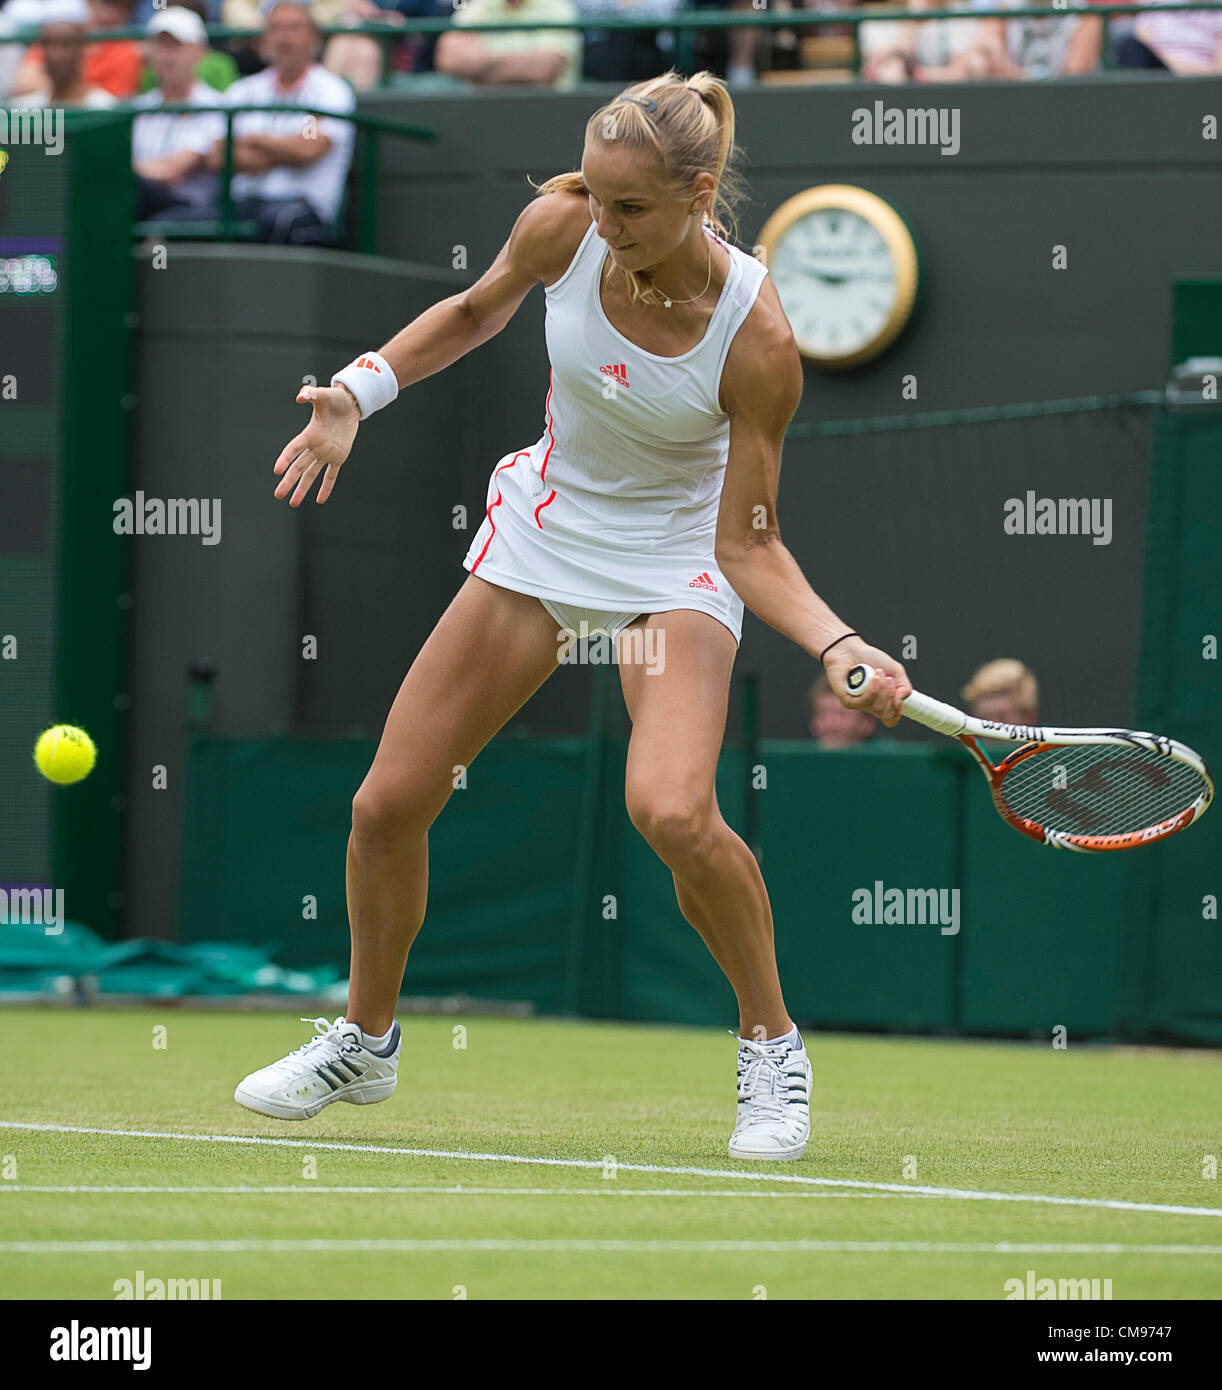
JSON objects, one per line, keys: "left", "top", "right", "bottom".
{"left": 331, "top": 351, "right": 398, "bottom": 419}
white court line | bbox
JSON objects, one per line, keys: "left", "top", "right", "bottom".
{"left": 3, "top": 1121, "right": 1220, "bottom": 1219}
{"left": 0, "top": 1185, "right": 908, "bottom": 1199}
{"left": 2, "top": 1239, "right": 1220, "bottom": 1256}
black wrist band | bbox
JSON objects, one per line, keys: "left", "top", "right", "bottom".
{"left": 820, "top": 631, "right": 860, "bottom": 663}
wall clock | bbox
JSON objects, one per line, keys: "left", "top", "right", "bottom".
{"left": 756, "top": 184, "right": 919, "bottom": 369}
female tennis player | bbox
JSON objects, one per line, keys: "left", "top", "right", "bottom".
{"left": 235, "top": 69, "right": 911, "bottom": 1161}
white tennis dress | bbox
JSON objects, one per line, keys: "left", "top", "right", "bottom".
{"left": 464, "top": 216, "right": 769, "bottom": 642}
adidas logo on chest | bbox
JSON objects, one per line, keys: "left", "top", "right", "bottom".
{"left": 599, "top": 363, "right": 630, "bottom": 389}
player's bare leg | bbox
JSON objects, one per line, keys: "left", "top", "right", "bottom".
{"left": 235, "top": 575, "right": 562, "bottom": 1119}
{"left": 618, "top": 609, "right": 812, "bottom": 1159}
{"left": 618, "top": 609, "right": 789, "bottom": 1040}
{"left": 345, "top": 575, "right": 565, "bottom": 1035}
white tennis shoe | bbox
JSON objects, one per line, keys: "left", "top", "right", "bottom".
{"left": 234, "top": 1015, "right": 400, "bottom": 1120}
{"left": 728, "top": 1031, "right": 812, "bottom": 1161}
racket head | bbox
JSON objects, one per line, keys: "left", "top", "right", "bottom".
{"left": 960, "top": 731, "right": 1214, "bottom": 852}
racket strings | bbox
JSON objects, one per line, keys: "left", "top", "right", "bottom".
{"left": 997, "top": 742, "right": 1205, "bottom": 837}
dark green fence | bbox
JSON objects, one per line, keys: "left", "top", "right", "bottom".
{"left": 177, "top": 724, "right": 1211, "bottom": 1041}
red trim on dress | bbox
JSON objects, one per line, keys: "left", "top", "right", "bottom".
{"left": 469, "top": 452, "right": 528, "bottom": 572}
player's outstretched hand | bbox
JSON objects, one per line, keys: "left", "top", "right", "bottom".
{"left": 825, "top": 639, "right": 912, "bottom": 727}
{"left": 273, "top": 384, "right": 361, "bottom": 507}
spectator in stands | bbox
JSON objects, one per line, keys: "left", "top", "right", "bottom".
{"left": 574, "top": 0, "right": 681, "bottom": 84}
{"left": 861, "top": 0, "right": 1116, "bottom": 82}
{"left": 208, "top": 0, "right": 356, "bottom": 244}
{"left": 1124, "top": 3, "right": 1222, "bottom": 70}
{"left": 14, "top": 0, "right": 118, "bottom": 106}
{"left": 435, "top": 0, "right": 581, "bottom": 88}
{"left": 806, "top": 671, "right": 878, "bottom": 749}
{"left": 84, "top": 0, "right": 144, "bottom": 92}
{"left": 13, "top": 0, "right": 143, "bottom": 97}
{"left": 223, "top": 0, "right": 353, "bottom": 74}
{"left": 138, "top": 0, "right": 240, "bottom": 90}
{"left": 225, "top": 0, "right": 429, "bottom": 90}
{"left": 962, "top": 658, "right": 1038, "bottom": 726}
{"left": 323, "top": 0, "right": 454, "bottom": 91}
{"left": 726, "top": 0, "right": 763, "bottom": 85}
{"left": 226, "top": 0, "right": 441, "bottom": 83}
{"left": 384, "top": 0, "right": 454, "bottom": 76}
{"left": 860, "top": 0, "right": 994, "bottom": 83}
{"left": 132, "top": 8, "right": 225, "bottom": 222}
{"left": 967, "top": 0, "right": 1110, "bottom": 79}
{"left": 324, "top": 0, "right": 402, "bottom": 90}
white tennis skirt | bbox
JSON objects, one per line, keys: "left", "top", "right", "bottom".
{"left": 463, "top": 448, "right": 745, "bottom": 644}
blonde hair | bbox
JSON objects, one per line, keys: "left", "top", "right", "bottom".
{"left": 962, "top": 659, "right": 1039, "bottom": 712}
{"left": 530, "top": 69, "right": 747, "bottom": 310}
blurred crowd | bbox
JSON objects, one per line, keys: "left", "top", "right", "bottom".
{"left": 3, "top": 0, "right": 1218, "bottom": 113}
{"left": 0, "top": 0, "right": 1216, "bottom": 246}
{"left": 856, "top": 0, "right": 1222, "bottom": 80}
{"left": 0, "top": 0, "right": 781, "bottom": 104}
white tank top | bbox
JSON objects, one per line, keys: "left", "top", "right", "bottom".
{"left": 465, "top": 215, "right": 769, "bottom": 629}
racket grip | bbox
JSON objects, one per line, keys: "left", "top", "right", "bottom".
{"left": 845, "top": 664, "right": 967, "bottom": 736}
{"left": 900, "top": 690, "right": 968, "bottom": 736}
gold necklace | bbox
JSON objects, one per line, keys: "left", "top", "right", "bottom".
{"left": 653, "top": 235, "right": 714, "bottom": 310}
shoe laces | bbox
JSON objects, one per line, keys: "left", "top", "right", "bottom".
{"left": 265, "top": 1015, "right": 359, "bottom": 1080}
{"left": 735, "top": 1038, "right": 795, "bottom": 1125}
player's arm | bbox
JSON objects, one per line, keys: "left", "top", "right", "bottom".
{"left": 714, "top": 285, "right": 910, "bottom": 722}
{"left": 366, "top": 189, "right": 586, "bottom": 393}
{"left": 272, "top": 191, "right": 588, "bottom": 506}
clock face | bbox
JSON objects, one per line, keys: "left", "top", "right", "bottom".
{"left": 757, "top": 186, "right": 919, "bottom": 369}
{"left": 771, "top": 210, "right": 899, "bottom": 360}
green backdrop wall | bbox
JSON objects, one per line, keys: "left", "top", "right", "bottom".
{"left": 178, "top": 726, "right": 1211, "bottom": 1043}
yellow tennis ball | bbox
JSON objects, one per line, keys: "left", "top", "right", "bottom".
{"left": 34, "top": 725, "right": 96, "bottom": 785}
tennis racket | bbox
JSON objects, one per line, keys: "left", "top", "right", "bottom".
{"left": 846, "top": 664, "right": 1214, "bottom": 852}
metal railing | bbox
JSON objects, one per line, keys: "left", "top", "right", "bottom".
{"left": 3, "top": 4, "right": 1222, "bottom": 87}
{"left": 785, "top": 388, "right": 1165, "bottom": 438}
{"left": 84, "top": 104, "right": 435, "bottom": 250}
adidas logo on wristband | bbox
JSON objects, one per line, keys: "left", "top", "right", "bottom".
{"left": 331, "top": 351, "right": 398, "bottom": 418}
